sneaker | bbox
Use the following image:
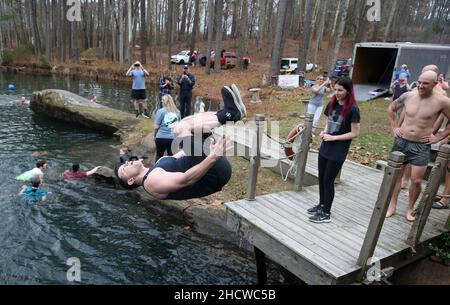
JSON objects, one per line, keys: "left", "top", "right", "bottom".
{"left": 142, "top": 114, "right": 150, "bottom": 119}
{"left": 222, "top": 86, "right": 243, "bottom": 121}
{"left": 230, "top": 84, "right": 247, "bottom": 118}
{"left": 309, "top": 211, "right": 331, "bottom": 223}
{"left": 307, "top": 204, "right": 322, "bottom": 215}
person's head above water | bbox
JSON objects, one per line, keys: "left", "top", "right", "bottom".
{"left": 30, "top": 177, "right": 41, "bottom": 189}
{"left": 72, "top": 164, "right": 80, "bottom": 172}
{"left": 114, "top": 160, "right": 145, "bottom": 190}
{"left": 36, "top": 160, "right": 47, "bottom": 170}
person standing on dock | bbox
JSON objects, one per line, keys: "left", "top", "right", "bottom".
{"left": 386, "top": 71, "right": 450, "bottom": 222}
{"left": 307, "top": 79, "right": 361, "bottom": 223}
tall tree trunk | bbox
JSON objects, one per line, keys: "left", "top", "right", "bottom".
{"left": 118, "top": 1, "right": 124, "bottom": 63}
{"left": 256, "top": 0, "right": 268, "bottom": 51}
{"left": 168, "top": 0, "right": 174, "bottom": 70}
{"left": 180, "top": 0, "right": 188, "bottom": 38}
{"left": 297, "top": 0, "right": 314, "bottom": 76}
{"left": 328, "top": 0, "right": 350, "bottom": 73}
{"left": 206, "top": 0, "right": 215, "bottom": 75}
{"left": 30, "top": 0, "right": 42, "bottom": 61}
{"left": 190, "top": 0, "right": 200, "bottom": 65}
{"left": 56, "top": 0, "right": 62, "bottom": 62}
{"left": 71, "top": 21, "right": 78, "bottom": 63}
{"left": 330, "top": 0, "right": 342, "bottom": 37}
{"left": 140, "top": 0, "right": 147, "bottom": 64}
{"left": 383, "top": 0, "right": 399, "bottom": 42}
{"left": 269, "top": 0, "right": 288, "bottom": 77}
{"left": 238, "top": 0, "right": 249, "bottom": 68}
{"left": 214, "top": 0, "right": 224, "bottom": 73}
{"left": 314, "top": 0, "right": 327, "bottom": 70}
{"left": 44, "top": 0, "right": 51, "bottom": 62}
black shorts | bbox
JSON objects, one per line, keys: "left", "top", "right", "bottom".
{"left": 391, "top": 138, "right": 431, "bottom": 166}
{"left": 131, "top": 89, "right": 147, "bottom": 100}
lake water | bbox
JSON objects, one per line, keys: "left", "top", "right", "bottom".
{"left": 0, "top": 70, "right": 281, "bottom": 284}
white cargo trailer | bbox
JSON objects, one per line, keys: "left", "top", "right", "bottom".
{"left": 350, "top": 42, "right": 450, "bottom": 101}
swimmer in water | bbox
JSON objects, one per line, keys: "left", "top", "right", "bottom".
{"left": 15, "top": 97, "right": 26, "bottom": 105}
{"left": 19, "top": 177, "right": 49, "bottom": 203}
{"left": 63, "top": 163, "right": 101, "bottom": 179}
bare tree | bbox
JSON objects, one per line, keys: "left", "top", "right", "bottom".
{"left": 190, "top": 0, "right": 200, "bottom": 66}
{"left": 384, "top": 0, "right": 399, "bottom": 42}
{"left": 238, "top": 0, "right": 249, "bottom": 68}
{"left": 141, "top": 0, "right": 147, "bottom": 64}
{"left": 213, "top": 0, "right": 224, "bottom": 73}
{"left": 328, "top": 0, "right": 350, "bottom": 73}
{"left": 206, "top": 0, "right": 214, "bottom": 75}
{"left": 269, "top": 0, "right": 288, "bottom": 78}
{"left": 297, "top": 0, "right": 314, "bottom": 77}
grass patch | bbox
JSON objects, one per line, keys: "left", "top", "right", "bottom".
{"left": 206, "top": 156, "right": 294, "bottom": 203}
{"left": 266, "top": 96, "right": 395, "bottom": 167}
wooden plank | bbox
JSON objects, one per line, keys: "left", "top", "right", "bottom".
{"left": 254, "top": 196, "right": 366, "bottom": 263}
{"left": 278, "top": 190, "right": 406, "bottom": 255}
{"left": 227, "top": 202, "right": 348, "bottom": 277}
{"left": 288, "top": 188, "right": 417, "bottom": 244}
{"left": 226, "top": 208, "right": 337, "bottom": 284}
{"left": 235, "top": 200, "right": 359, "bottom": 271}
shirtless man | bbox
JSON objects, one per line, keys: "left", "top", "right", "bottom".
{"left": 387, "top": 71, "right": 450, "bottom": 221}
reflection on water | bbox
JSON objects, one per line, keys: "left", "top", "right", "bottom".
{"left": 0, "top": 70, "right": 219, "bottom": 116}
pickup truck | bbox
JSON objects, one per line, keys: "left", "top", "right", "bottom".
{"left": 280, "top": 58, "right": 317, "bottom": 74}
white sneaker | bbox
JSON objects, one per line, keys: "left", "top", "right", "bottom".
{"left": 142, "top": 114, "right": 150, "bottom": 119}
{"left": 231, "top": 84, "right": 247, "bottom": 118}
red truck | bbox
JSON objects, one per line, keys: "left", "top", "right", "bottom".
{"left": 199, "top": 50, "right": 237, "bottom": 69}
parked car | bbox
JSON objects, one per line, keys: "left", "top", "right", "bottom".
{"left": 170, "top": 50, "right": 197, "bottom": 65}
{"left": 331, "top": 58, "right": 352, "bottom": 78}
{"left": 280, "top": 58, "right": 317, "bottom": 74}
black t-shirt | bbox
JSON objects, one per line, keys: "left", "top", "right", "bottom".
{"left": 319, "top": 102, "right": 361, "bottom": 162}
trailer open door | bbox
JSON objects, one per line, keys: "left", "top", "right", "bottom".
{"left": 351, "top": 46, "right": 398, "bottom": 101}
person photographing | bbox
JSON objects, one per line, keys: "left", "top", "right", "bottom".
{"left": 178, "top": 65, "right": 196, "bottom": 119}
{"left": 126, "top": 61, "right": 150, "bottom": 118}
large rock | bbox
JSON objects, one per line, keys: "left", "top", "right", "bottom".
{"left": 30, "top": 89, "right": 139, "bottom": 136}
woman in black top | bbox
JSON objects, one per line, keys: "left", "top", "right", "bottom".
{"left": 308, "top": 78, "right": 361, "bottom": 223}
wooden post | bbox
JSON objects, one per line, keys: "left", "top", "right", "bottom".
{"left": 254, "top": 247, "right": 267, "bottom": 285}
{"left": 356, "top": 152, "right": 405, "bottom": 279}
{"left": 300, "top": 99, "right": 309, "bottom": 119}
{"left": 294, "top": 113, "right": 314, "bottom": 191}
{"left": 246, "top": 114, "right": 265, "bottom": 201}
{"left": 407, "top": 144, "right": 450, "bottom": 249}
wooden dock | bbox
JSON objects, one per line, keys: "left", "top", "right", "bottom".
{"left": 226, "top": 168, "right": 448, "bottom": 284}
{"left": 217, "top": 118, "right": 450, "bottom": 285}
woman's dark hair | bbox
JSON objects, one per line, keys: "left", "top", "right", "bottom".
{"left": 30, "top": 177, "right": 41, "bottom": 192}
{"left": 114, "top": 164, "right": 140, "bottom": 190}
{"left": 329, "top": 78, "right": 357, "bottom": 125}
{"left": 36, "top": 160, "right": 46, "bottom": 169}
{"left": 72, "top": 164, "right": 80, "bottom": 172}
